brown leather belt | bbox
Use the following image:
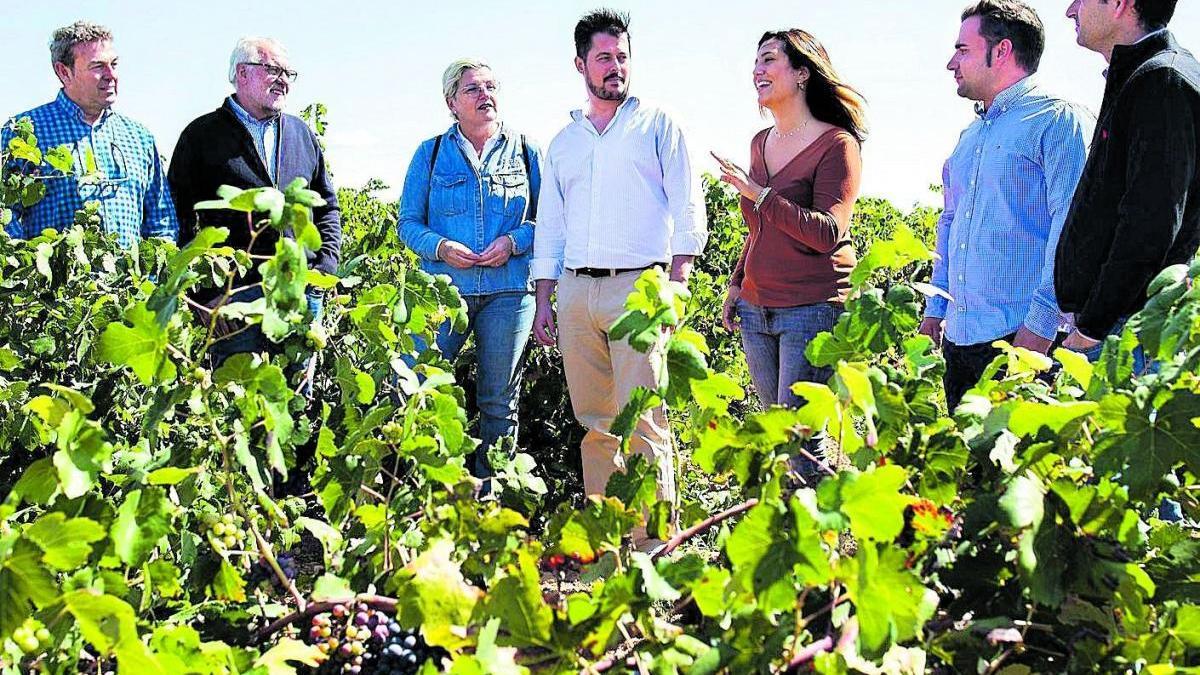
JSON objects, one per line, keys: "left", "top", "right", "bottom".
{"left": 567, "top": 263, "right": 665, "bottom": 278}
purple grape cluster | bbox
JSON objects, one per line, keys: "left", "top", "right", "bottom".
{"left": 301, "top": 601, "right": 444, "bottom": 674}
{"left": 247, "top": 554, "right": 298, "bottom": 588}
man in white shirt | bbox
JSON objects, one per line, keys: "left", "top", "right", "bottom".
{"left": 531, "top": 9, "right": 708, "bottom": 551}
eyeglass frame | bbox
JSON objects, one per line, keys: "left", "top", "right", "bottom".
{"left": 458, "top": 81, "right": 499, "bottom": 97}
{"left": 241, "top": 61, "right": 299, "bottom": 84}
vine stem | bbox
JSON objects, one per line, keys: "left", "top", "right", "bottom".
{"left": 255, "top": 594, "right": 397, "bottom": 642}
{"left": 651, "top": 498, "right": 759, "bottom": 560}
{"left": 212, "top": 418, "right": 306, "bottom": 612}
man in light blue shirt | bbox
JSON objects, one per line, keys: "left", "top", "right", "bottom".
{"left": 2, "top": 21, "right": 178, "bottom": 247}
{"left": 919, "top": 0, "right": 1093, "bottom": 410}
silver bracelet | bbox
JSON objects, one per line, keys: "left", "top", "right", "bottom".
{"left": 753, "top": 187, "right": 772, "bottom": 212}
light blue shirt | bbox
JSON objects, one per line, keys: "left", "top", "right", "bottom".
{"left": 926, "top": 77, "right": 1094, "bottom": 345}
{"left": 227, "top": 95, "right": 278, "bottom": 184}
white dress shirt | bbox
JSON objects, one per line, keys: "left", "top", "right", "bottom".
{"left": 531, "top": 96, "right": 708, "bottom": 280}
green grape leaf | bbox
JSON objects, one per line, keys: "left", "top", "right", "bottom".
{"left": 839, "top": 543, "right": 937, "bottom": 658}
{"left": 110, "top": 488, "right": 175, "bottom": 567}
{"left": 64, "top": 590, "right": 164, "bottom": 672}
{"left": 479, "top": 549, "right": 553, "bottom": 646}
{"left": 97, "top": 302, "right": 177, "bottom": 385}
{"left": 1094, "top": 391, "right": 1200, "bottom": 502}
{"left": 818, "top": 465, "right": 911, "bottom": 541}
{"left": 254, "top": 637, "right": 323, "bottom": 674}
{"left": 388, "top": 538, "right": 483, "bottom": 650}
{"left": 25, "top": 513, "right": 105, "bottom": 570}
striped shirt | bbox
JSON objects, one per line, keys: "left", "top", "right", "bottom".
{"left": 925, "top": 77, "right": 1093, "bottom": 345}
{"left": 226, "top": 95, "right": 279, "bottom": 184}
{"left": 531, "top": 96, "right": 708, "bottom": 280}
{"left": 1, "top": 90, "right": 178, "bottom": 247}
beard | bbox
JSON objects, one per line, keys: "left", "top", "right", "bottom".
{"left": 587, "top": 74, "right": 628, "bottom": 101}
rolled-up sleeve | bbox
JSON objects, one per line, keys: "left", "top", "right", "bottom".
{"left": 397, "top": 140, "right": 445, "bottom": 262}
{"left": 657, "top": 114, "right": 708, "bottom": 257}
{"left": 925, "top": 159, "right": 956, "bottom": 320}
{"left": 507, "top": 139, "right": 541, "bottom": 256}
{"left": 1023, "top": 105, "right": 1092, "bottom": 339}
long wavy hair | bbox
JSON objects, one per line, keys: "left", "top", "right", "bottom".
{"left": 759, "top": 30, "right": 868, "bottom": 143}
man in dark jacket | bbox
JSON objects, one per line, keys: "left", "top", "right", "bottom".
{"left": 1056, "top": 0, "right": 1199, "bottom": 356}
{"left": 168, "top": 36, "right": 341, "bottom": 362}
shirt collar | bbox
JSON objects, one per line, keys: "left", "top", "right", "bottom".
{"left": 226, "top": 95, "right": 278, "bottom": 126}
{"left": 1134, "top": 28, "right": 1169, "bottom": 45}
{"left": 976, "top": 76, "right": 1035, "bottom": 119}
{"left": 449, "top": 121, "right": 506, "bottom": 143}
{"left": 571, "top": 95, "right": 640, "bottom": 124}
{"left": 55, "top": 89, "right": 113, "bottom": 126}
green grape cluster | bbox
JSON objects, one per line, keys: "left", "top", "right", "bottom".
{"left": 202, "top": 512, "right": 249, "bottom": 554}
{"left": 9, "top": 618, "right": 51, "bottom": 656}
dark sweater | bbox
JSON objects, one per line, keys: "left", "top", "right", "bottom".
{"left": 168, "top": 99, "right": 341, "bottom": 301}
{"left": 1054, "top": 31, "right": 1200, "bottom": 337}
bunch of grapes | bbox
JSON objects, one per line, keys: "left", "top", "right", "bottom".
{"left": 301, "top": 602, "right": 444, "bottom": 674}
{"left": 9, "top": 618, "right": 51, "bottom": 656}
{"left": 202, "top": 512, "right": 249, "bottom": 554}
{"left": 246, "top": 553, "right": 298, "bottom": 588}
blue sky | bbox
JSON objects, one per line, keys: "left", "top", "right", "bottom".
{"left": 2, "top": 1, "right": 1197, "bottom": 208}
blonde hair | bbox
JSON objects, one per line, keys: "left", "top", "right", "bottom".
{"left": 441, "top": 58, "right": 491, "bottom": 110}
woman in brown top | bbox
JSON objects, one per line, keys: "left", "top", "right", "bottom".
{"left": 714, "top": 29, "right": 867, "bottom": 476}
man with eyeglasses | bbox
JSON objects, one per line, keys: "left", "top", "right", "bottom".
{"left": 1, "top": 21, "right": 178, "bottom": 246}
{"left": 168, "top": 36, "right": 341, "bottom": 366}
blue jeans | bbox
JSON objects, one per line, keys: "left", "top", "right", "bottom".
{"left": 1079, "top": 317, "right": 1151, "bottom": 374}
{"left": 415, "top": 291, "right": 535, "bottom": 480}
{"left": 737, "top": 299, "right": 841, "bottom": 478}
{"left": 737, "top": 299, "right": 840, "bottom": 407}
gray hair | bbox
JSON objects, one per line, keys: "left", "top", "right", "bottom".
{"left": 228, "top": 37, "right": 288, "bottom": 84}
{"left": 50, "top": 21, "right": 113, "bottom": 68}
{"left": 441, "top": 58, "right": 491, "bottom": 103}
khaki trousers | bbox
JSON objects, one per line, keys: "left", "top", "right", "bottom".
{"left": 557, "top": 270, "right": 676, "bottom": 549}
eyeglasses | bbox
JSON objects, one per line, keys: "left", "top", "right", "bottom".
{"left": 242, "top": 62, "right": 299, "bottom": 83}
{"left": 459, "top": 82, "right": 499, "bottom": 97}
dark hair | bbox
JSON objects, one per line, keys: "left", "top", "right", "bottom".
{"left": 961, "top": 0, "right": 1045, "bottom": 73}
{"left": 574, "top": 8, "right": 631, "bottom": 60}
{"left": 1124, "top": 0, "right": 1178, "bottom": 30}
{"left": 758, "top": 30, "right": 868, "bottom": 143}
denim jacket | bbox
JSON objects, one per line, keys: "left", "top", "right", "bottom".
{"left": 398, "top": 123, "right": 541, "bottom": 295}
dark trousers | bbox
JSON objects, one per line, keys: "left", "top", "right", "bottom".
{"left": 942, "top": 334, "right": 1014, "bottom": 411}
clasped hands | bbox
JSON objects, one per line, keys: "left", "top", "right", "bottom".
{"left": 437, "top": 236, "right": 513, "bottom": 269}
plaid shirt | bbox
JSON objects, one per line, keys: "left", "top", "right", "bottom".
{"left": 2, "top": 90, "right": 178, "bottom": 246}
{"left": 926, "top": 77, "right": 1094, "bottom": 345}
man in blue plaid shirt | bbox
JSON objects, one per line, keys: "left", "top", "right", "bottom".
{"left": 919, "top": 1, "right": 1093, "bottom": 410}
{"left": 1, "top": 21, "right": 177, "bottom": 247}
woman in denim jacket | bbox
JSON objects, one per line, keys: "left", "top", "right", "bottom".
{"left": 398, "top": 58, "right": 540, "bottom": 484}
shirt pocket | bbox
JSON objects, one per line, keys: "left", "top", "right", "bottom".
{"left": 486, "top": 171, "right": 528, "bottom": 219}
{"left": 430, "top": 174, "right": 471, "bottom": 217}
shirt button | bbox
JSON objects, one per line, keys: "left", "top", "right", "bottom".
{"left": 959, "top": 306, "right": 966, "bottom": 312}
{"left": 975, "top": 148, "right": 981, "bottom": 154}
{"left": 958, "top": 275, "right": 964, "bottom": 281}
{"left": 965, "top": 211, "right": 972, "bottom": 218}
{"left": 960, "top": 243, "right": 966, "bottom": 249}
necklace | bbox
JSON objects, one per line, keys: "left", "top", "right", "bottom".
{"left": 773, "top": 117, "right": 811, "bottom": 139}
